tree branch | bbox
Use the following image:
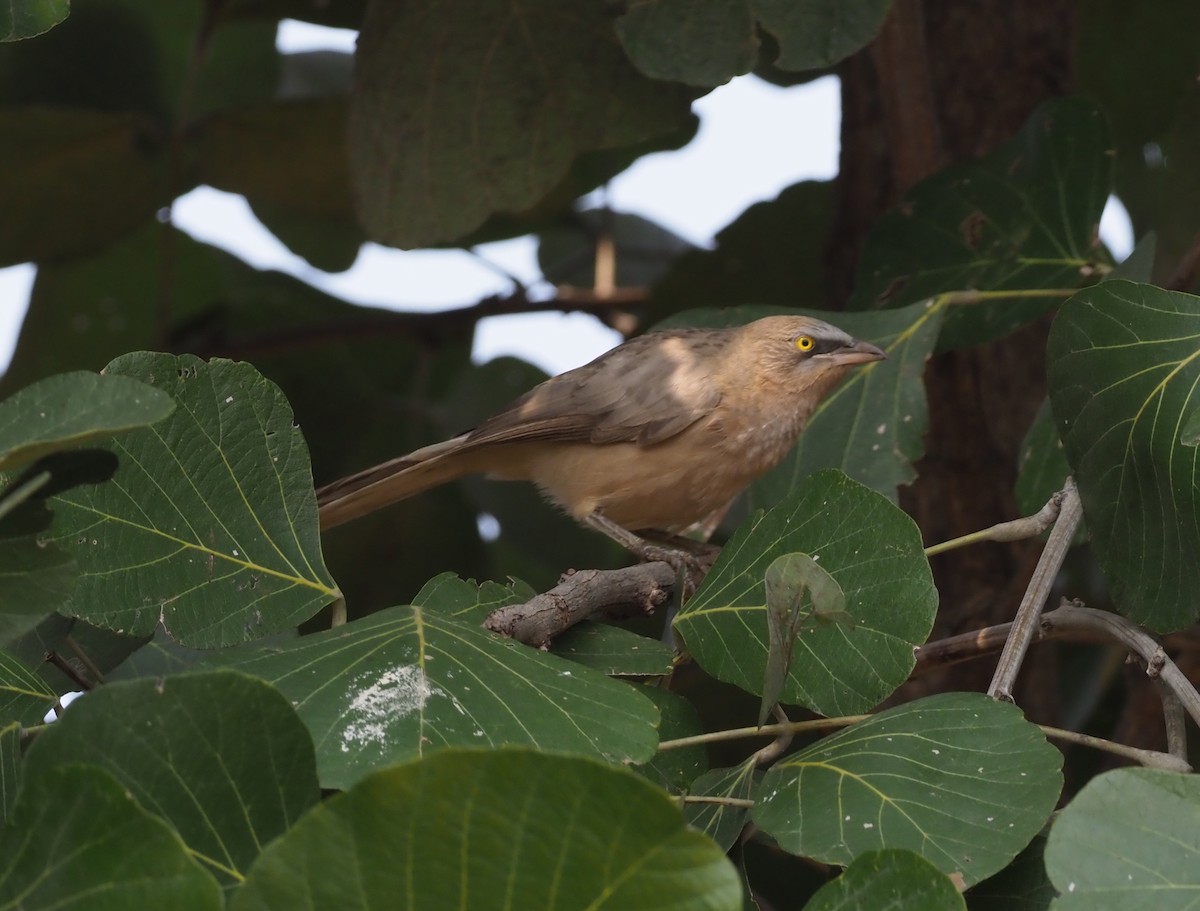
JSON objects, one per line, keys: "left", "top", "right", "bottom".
{"left": 988, "top": 479, "right": 1081, "bottom": 700}
{"left": 484, "top": 562, "right": 677, "bottom": 647}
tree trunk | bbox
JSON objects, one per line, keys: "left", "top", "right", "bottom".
{"left": 833, "top": 0, "right": 1078, "bottom": 711}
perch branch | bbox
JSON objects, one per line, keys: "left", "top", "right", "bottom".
{"left": 484, "top": 562, "right": 678, "bottom": 647}
{"left": 988, "top": 479, "right": 1082, "bottom": 701}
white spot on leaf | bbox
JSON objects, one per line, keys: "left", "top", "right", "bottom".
{"left": 340, "top": 665, "right": 436, "bottom": 753}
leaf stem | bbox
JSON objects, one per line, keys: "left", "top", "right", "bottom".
{"left": 657, "top": 715, "right": 868, "bottom": 752}
{"left": 680, "top": 795, "right": 756, "bottom": 808}
{"left": 924, "top": 487, "right": 1064, "bottom": 556}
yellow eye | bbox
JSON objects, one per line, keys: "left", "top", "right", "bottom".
{"left": 796, "top": 335, "right": 814, "bottom": 352}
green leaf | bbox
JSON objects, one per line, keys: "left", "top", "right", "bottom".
{"left": 0, "top": 108, "right": 168, "bottom": 266}
{"left": 806, "top": 849, "right": 966, "bottom": 910}
{"left": 761, "top": 552, "right": 849, "bottom": 725}
{"left": 684, "top": 759, "right": 758, "bottom": 852}
{"left": 0, "top": 722, "right": 18, "bottom": 825}
{"left": 194, "top": 98, "right": 363, "bottom": 272}
{"left": 219, "top": 603, "right": 661, "bottom": 789}
{"left": 0, "top": 764, "right": 222, "bottom": 910}
{"left": 0, "top": 371, "right": 174, "bottom": 473}
{"left": 410, "top": 571, "right": 534, "bottom": 623}
{"left": 46, "top": 353, "right": 339, "bottom": 647}
{"left": 1048, "top": 281, "right": 1200, "bottom": 630}
{"left": 550, "top": 622, "right": 675, "bottom": 677}
{"left": 968, "top": 831, "right": 1054, "bottom": 911}
{"left": 0, "top": 499, "right": 77, "bottom": 615}
{"left": 1077, "top": 0, "right": 1200, "bottom": 150}
{"left": 231, "top": 749, "right": 741, "bottom": 911}
{"left": 756, "top": 0, "right": 894, "bottom": 70}
{"left": 24, "top": 670, "right": 319, "bottom": 887}
{"left": 848, "top": 97, "right": 1112, "bottom": 349}
{"left": 1045, "top": 768, "right": 1200, "bottom": 910}
{"left": 1181, "top": 406, "right": 1200, "bottom": 447}
{"left": 616, "top": 0, "right": 892, "bottom": 87}
{"left": 637, "top": 687, "right": 707, "bottom": 792}
{"left": 675, "top": 471, "right": 937, "bottom": 716}
{"left": 0, "top": 0, "right": 69, "bottom": 41}
{"left": 753, "top": 693, "right": 1062, "bottom": 888}
{"left": 649, "top": 181, "right": 834, "bottom": 324}
{"left": 0, "top": 649, "right": 56, "bottom": 726}
{"left": 348, "top": 0, "right": 694, "bottom": 246}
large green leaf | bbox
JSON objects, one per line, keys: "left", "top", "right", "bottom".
{"left": 232, "top": 749, "right": 740, "bottom": 911}
{"left": 348, "top": 0, "right": 694, "bottom": 247}
{"left": 0, "top": 722, "right": 17, "bottom": 825}
{"left": 1045, "top": 768, "right": 1200, "bottom": 910}
{"left": 969, "top": 831, "right": 1054, "bottom": 911}
{"left": 636, "top": 687, "right": 707, "bottom": 793}
{"left": 550, "top": 621, "right": 675, "bottom": 677}
{"left": 0, "top": 0, "right": 279, "bottom": 263}
{"left": 648, "top": 181, "right": 834, "bottom": 323}
{"left": 674, "top": 471, "right": 937, "bottom": 716}
{"left": 848, "top": 97, "right": 1112, "bottom": 349}
{"left": 806, "top": 850, "right": 966, "bottom": 911}
{"left": 0, "top": 648, "right": 56, "bottom": 726}
{"left": 0, "top": 0, "right": 69, "bottom": 41}
{"left": 616, "top": 0, "right": 893, "bottom": 87}
{"left": 0, "top": 107, "right": 168, "bottom": 266}
{"left": 24, "top": 670, "right": 319, "bottom": 887}
{"left": 0, "top": 765, "right": 222, "bottom": 910}
{"left": 683, "top": 759, "right": 758, "bottom": 853}
{"left": 194, "top": 97, "right": 363, "bottom": 272}
{"left": 220, "top": 582, "right": 660, "bottom": 789}
{"left": 0, "top": 500, "right": 77, "bottom": 615}
{"left": 46, "top": 352, "right": 339, "bottom": 647}
{"left": 754, "top": 693, "right": 1062, "bottom": 889}
{"left": 1047, "top": 281, "right": 1200, "bottom": 630}
{"left": 0, "top": 371, "right": 174, "bottom": 473}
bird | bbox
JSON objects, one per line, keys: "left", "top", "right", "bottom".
{"left": 317, "top": 315, "right": 885, "bottom": 566}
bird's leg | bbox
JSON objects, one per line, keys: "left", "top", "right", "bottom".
{"left": 582, "top": 514, "right": 714, "bottom": 594}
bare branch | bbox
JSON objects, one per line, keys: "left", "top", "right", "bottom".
{"left": 484, "top": 562, "right": 677, "bottom": 647}
{"left": 988, "top": 479, "right": 1082, "bottom": 700}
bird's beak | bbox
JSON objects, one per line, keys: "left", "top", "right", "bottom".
{"left": 822, "top": 339, "right": 887, "bottom": 366}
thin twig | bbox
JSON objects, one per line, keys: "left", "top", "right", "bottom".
{"left": 680, "top": 795, "right": 756, "bottom": 808}
{"left": 63, "top": 634, "right": 106, "bottom": 686}
{"left": 751, "top": 704, "right": 795, "bottom": 767}
{"left": 1042, "top": 602, "right": 1200, "bottom": 730}
{"left": 0, "top": 470, "right": 51, "bottom": 522}
{"left": 43, "top": 651, "right": 92, "bottom": 692}
{"left": 988, "top": 479, "right": 1082, "bottom": 701}
{"left": 925, "top": 489, "right": 1063, "bottom": 556}
{"left": 658, "top": 715, "right": 867, "bottom": 752}
{"left": 1039, "top": 725, "right": 1191, "bottom": 773}
{"left": 1155, "top": 679, "right": 1189, "bottom": 765}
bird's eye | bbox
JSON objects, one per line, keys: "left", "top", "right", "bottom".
{"left": 796, "top": 335, "right": 815, "bottom": 352}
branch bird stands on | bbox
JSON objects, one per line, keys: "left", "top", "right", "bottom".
{"left": 317, "top": 316, "right": 885, "bottom": 573}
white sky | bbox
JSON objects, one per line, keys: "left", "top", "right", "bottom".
{"left": 0, "top": 21, "right": 1133, "bottom": 378}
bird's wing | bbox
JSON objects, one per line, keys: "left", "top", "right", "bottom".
{"left": 464, "top": 329, "right": 725, "bottom": 448}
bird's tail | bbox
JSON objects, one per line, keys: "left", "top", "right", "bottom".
{"left": 316, "top": 435, "right": 477, "bottom": 530}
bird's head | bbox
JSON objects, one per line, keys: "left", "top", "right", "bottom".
{"left": 733, "top": 315, "right": 887, "bottom": 410}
